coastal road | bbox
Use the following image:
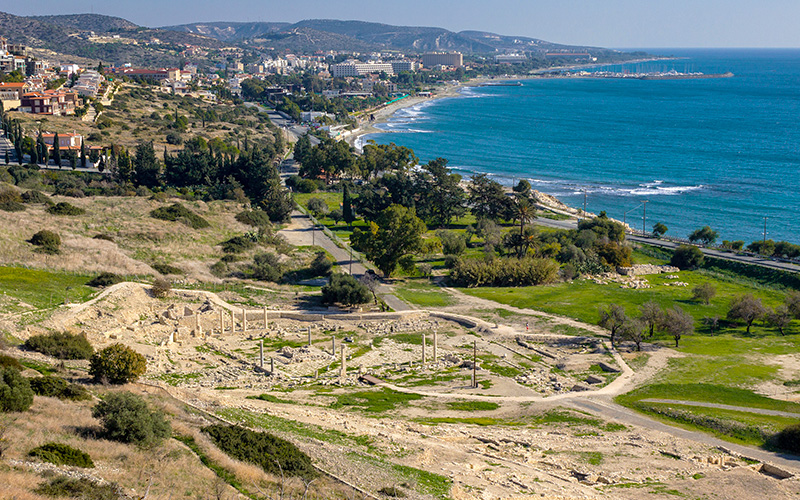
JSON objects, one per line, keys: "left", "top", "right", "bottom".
{"left": 533, "top": 216, "right": 800, "bottom": 274}
{"left": 243, "top": 101, "right": 320, "bottom": 145}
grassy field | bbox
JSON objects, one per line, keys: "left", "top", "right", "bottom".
{"left": 461, "top": 267, "right": 789, "bottom": 335}
{"left": 394, "top": 279, "right": 454, "bottom": 307}
{"left": 0, "top": 265, "right": 96, "bottom": 310}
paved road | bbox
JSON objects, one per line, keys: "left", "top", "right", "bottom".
{"left": 569, "top": 397, "right": 800, "bottom": 470}
{"left": 640, "top": 399, "right": 800, "bottom": 418}
{"left": 534, "top": 216, "right": 800, "bottom": 274}
{"left": 243, "top": 101, "right": 320, "bottom": 145}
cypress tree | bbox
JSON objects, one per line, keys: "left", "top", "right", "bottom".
{"left": 52, "top": 132, "right": 61, "bottom": 168}
{"left": 5, "top": 150, "right": 8, "bottom": 164}
{"left": 81, "top": 139, "right": 87, "bottom": 168}
{"left": 342, "top": 182, "right": 354, "bottom": 225}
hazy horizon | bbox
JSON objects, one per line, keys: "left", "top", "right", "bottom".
{"left": 10, "top": 0, "right": 800, "bottom": 49}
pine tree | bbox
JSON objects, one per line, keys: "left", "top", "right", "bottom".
{"left": 342, "top": 182, "right": 354, "bottom": 225}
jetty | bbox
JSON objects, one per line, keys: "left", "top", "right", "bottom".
{"left": 556, "top": 69, "right": 734, "bottom": 80}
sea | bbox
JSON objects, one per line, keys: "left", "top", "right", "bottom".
{"left": 360, "top": 49, "right": 800, "bottom": 245}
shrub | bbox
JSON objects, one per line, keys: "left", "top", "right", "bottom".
{"left": 24, "top": 332, "right": 94, "bottom": 360}
{"left": 151, "top": 277, "right": 171, "bottom": 298}
{"left": 438, "top": 230, "right": 467, "bottom": 256}
{"left": 670, "top": 245, "right": 705, "bottom": 270}
{"left": 450, "top": 257, "right": 560, "bottom": 287}
{"left": 150, "top": 203, "right": 209, "bottom": 229}
{"left": 202, "top": 424, "right": 316, "bottom": 479}
{"left": 92, "top": 391, "right": 171, "bottom": 446}
{"left": 329, "top": 207, "right": 343, "bottom": 224}
{"left": 296, "top": 178, "right": 319, "bottom": 193}
{"left": 321, "top": 273, "right": 372, "bottom": 307}
{"left": 0, "top": 188, "right": 25, "bottom": 212}
{"left": 0, "top": 354, "right": 23, "bottom": 371}
{"left": 47, "top": 201, "right": 86, "bottom": 216}
{"left": 92, "top": 233, "right": 114, "bottom": 242}
{"left": 152, "top": 262, "right": 183, "bottom": 275}
{"left": 35, "top": 477, "right": 118, "bottom": 499}
{"left": 235, "top": 209, "right": 272, "bottom": 228}
{"left": 0, "top": 367, "right": 34, "bottom": 412}
{"left": 306, "top": 197, "right": 328, "bottom": 217}
{"left": 165, "top": 132, "right": 183, "bottom": 145}
{"left": 87, "top": 272, "right": 122, "bottom": 288}
{"left": 309, "top": 251, "right": 333, "bottom": 277}
{"left": 771, "top": 424, "right": 800, "bottom": 453}
{"left": 221, "top": 235, "right": 256, "bottom": 254}
{"left": 29, "top": 376, "right": 92, "bottom": 401}
{"left": 89, "top": 344, "right": 147, "bottom": 384}
{"left": 251, "top": 252, "right": 283, "bottom": 282}
{"left": 29, "top": 442, "right": 94, "bottom": 468}
{"left": 22, "top": 189, "right": 53, "bottom": 205}
{"left": 30, "top": 230, "right": 61, "bottom": 254}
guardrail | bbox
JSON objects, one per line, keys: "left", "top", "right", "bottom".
{"left": 294, "top": 204, "right": 377, "bottom": 274}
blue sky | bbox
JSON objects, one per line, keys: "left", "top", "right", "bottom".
{"left": 10, "top": 0, "right": 800, "bottom": 48}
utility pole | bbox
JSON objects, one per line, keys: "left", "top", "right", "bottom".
{"left": 583, "top": 189, "right": 587, "bottom": 221}
{"left": 349, "top": 246, "right": 353, "bottom": 275}
{"left": 642, "top": 200, "right": 649, "bottom": 236}
{"left": 763, "top": 217, "right": 768, "bottom": 244}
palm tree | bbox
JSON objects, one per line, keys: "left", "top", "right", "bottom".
{"left": 515, "top": 198, "right": 536, "bottom": 236}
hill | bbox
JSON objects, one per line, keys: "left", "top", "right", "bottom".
{"left": 0, "top": 10, "right": 223, "bottom": 67}
{"left": 161, "top": 20, "right": 290, "bottom": 41}
{"left": 162, "top": 18, "right": 624, "bottom": 56}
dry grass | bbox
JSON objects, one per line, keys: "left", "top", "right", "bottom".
{"left": 0, "top": 190, "right": 252, "bottom": 281}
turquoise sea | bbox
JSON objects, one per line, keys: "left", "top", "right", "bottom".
{"left": 361, "top": 49, "right": 800, "bottom": 245}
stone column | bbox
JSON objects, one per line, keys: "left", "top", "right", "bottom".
{"left": 230, "top": 309, "right": 235, "bottom": 333}
{"left": 340, "top": 345, "right": 346, "bottom": 380}
{"left": 421, "top": 333, "right": 426, "bottom": 365}
{"left": 308, "top": 326, "right": 312, "bottom": 346}
{"left": 218, "top": 309, "right": 224, "bottom": 334}
{"left": 270, "top": 357, "right": 275, "bottom": 374}
{"left": 433, "top": 331, "right": 438, "bottom": 362}
{"left": 195, "top": 313, "right": 202, "bottom": 336}
{"left": 331, "top": 335, "right": 336, "bottom": 356}
{"left": 259, "top": 339, "right": 264, "bottom": 368}
{"left": 242, "top": 308, "right": 247, "bottom": 332}
{"left": 263, "top": 307, "right": 268, "bottom": 330}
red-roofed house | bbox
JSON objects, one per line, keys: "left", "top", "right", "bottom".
{"left": 42, "top": 132, "right": 83, "bottom": 150}
{"left": 20, "top": 90, "right": 78, "bottom": 115}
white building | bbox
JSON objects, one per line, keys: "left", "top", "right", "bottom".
{"left": 330, "top": 60, "right": 394, "bottom": 78}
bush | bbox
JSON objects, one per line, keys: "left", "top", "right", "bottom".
{"left": 87, "top": 272, "right": 122, "bottom": 288}
{"left": 671, "top": 245, "right": 705, "bottom": 270}
{"left": 25, "top": 332, "right": 94, "bottom": 360}
{"left": 306, "top": 197, "right": 329, "bottom": 217}
{"left": 450, "top": 257, "right": 560, "bottom": 287}
{"left": 92, "top": 391, "right": 170, "bottom": 446}
{"left": 221, "top": 235, "right": 256, "bottom": 254}
{"left": 0, "top": 367, "right": 34, "bottom": 412}
{"left": 165, "top": 132, "right": 183, "bottom": 145}
{"left": 30, "top": 229, "right": 61, "bottom": 254}
{"left": 0, "top": 188, "right": 25, "bottom": 212}
{"left": 152, "top": 262, "right": 183, "bottom": 275}
{"left": 151, "top": 278, "right": 171, "bottom": 298}
{"left": 89, "top": 344, "right": 147, "bottom": 384}
{"left": 202, "top": 424, "right": 316, "bottom": 479}
{"left": 35, "top": 477, "right": 118, "bottom": 500}
{"left": 150, "top": 203, "right": 210, "bottom": 229}
{"left": 437, "top": 230, "right": 467, "bottom": 256}
{"left": 92, "top": 233, "right": 114, "bottom": 242}
{"left": 771, "top": 424, "right": 800, "bottom": 453}
{"left": 29, "top": 376, "right": 92, "bottom": 401}
{"left": 29, "top": 442, "right": 94, "bottom": 468}
{"left": 0, "top": 354, "right": 23, "bottom": 371}
{"left": 296, "top": 178, "right": 319, "bottom": 193}
{"left": 21, "top": 189, "right": 52, "bottom": 205}
{"left": 235, "top": 209, "right": 272, "bottom": 228}
{"left": 46, "top": 202, "right": 86, "bottom": 216}
{"left": 309, "top": 251, "right": 333, "bottom": 277}
{"left": 251, "top": 252, "right": 283, "bottom": 282}
{"left": 321, "top": 273, "right": 372, "bottom": 307}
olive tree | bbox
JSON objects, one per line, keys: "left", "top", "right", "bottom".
{"left": 598, "top": 304, "right": 627, "bottom": 346}
{"left": 662, "top": 306, "right": 694, "bottom": 348}
{"left": 89, "top": 344, "right": 147, "bottom": 384}
{"left": 727, "top": 294, "right": 768, "bottom": 335}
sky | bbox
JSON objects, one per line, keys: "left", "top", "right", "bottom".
{"left": 8, "top": 0, "right": 800, "bottom": 48}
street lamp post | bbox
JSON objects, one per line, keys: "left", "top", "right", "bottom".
{"left": 763, "top": 217, "right": 768, "bottom": 244}
{"left": 642, "top": 200, "right": 649, "bottom": 236}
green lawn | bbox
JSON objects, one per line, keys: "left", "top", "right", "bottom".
{"left": 460, "top": 268, "right": 788, "bottom": 334}
{"left": 0, "top": 266, "right": 97, "bottom": 309}
{"left": 394, "top": 280, "right": 454, "bottom": 307}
